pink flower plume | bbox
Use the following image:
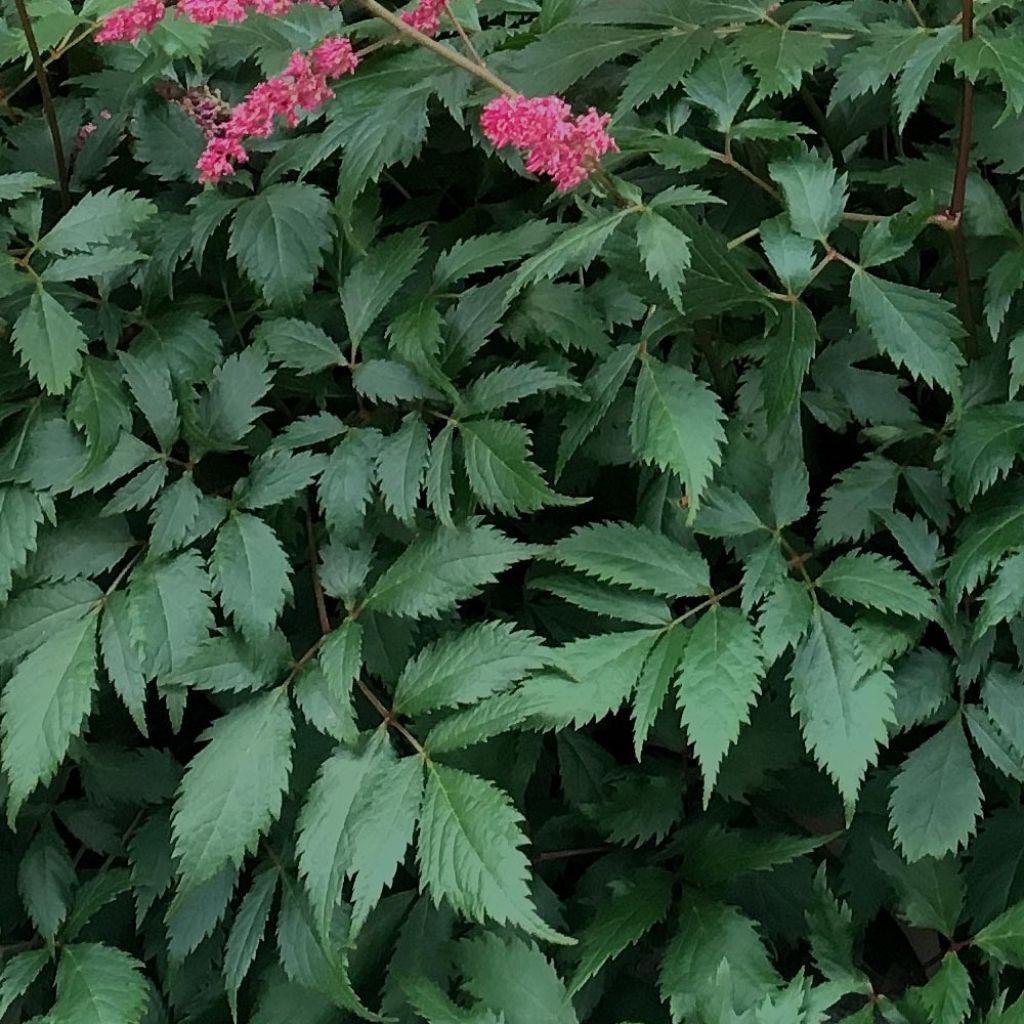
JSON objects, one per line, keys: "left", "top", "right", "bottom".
{"left": 196, "top": 36, "right": 360, "bottom": 184}
{"left": 401, "top": 0, "right": 447, "bottom": 36}
{"left": 480, "top": 94, "right": 617, "bottom": 191}
{"left": 94, "top": 0, "right": 166, "bottom": 42}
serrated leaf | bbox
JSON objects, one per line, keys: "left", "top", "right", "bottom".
{"left": 630, "top": 358, "right": 725, "bottom": 512}
{"left": 318, "top": 428, "right": 381, "bottom": 541}
{"left": 944, "top": 402, "right": 1024, "bottom": 504}
{"left": 567, "top": 867, "right": 672, "bottom": 994}
{"left": 0, "top": 948, "right": 48, "bottom": 1019}
{"left": 632, "top": 625, "right": 688, "bottom": 757}
{"left": 148, "top": 472, "right": 202, "bottom": 556}
{"left": 68, "top": 357, "right": 132, "bottom": 471}
{"left": 1, "top": 610, "right": 99, "bottom": 823}
{"left": 12, "top": 286, "right": 88, "bottom": 394}
{"left": 297, "top": 736, "right": 422, "bottom": 938}
{"left": 817, "top": 551, "right": 935, "bottom": 618}
{"left": 817, "top": 455, "right": 899, "bottom": 545}
{"left": 684, "top": 48, "right": 752, "bottom": 130}
{"left": 255, "top": 318, "right": 344, "bottom": 375}
{"left": 341, "top": 229, "right": 425, "bottom": 349}
{"left": 459, "top": 932, "right": 578, "bottom": 1024}
{"left": 947, "top": 478, "right": 1024, "bottom": 597}
{"left": 229, "top": 183, "right": 334, "bottom": 306}
{"left": 736, "top": 24, "right": 830, "bottom": 100}
{"left": 659, "top": 893, "right": 779, "bottom": 1021}
{"left": 364, "top": 521, "right": 528, "bottom": 619}
{"left": 460, "top": 418, "right": 569, "bottom": 514}
{"left": 433, "top": 221, "right": 561, "bottom": 287}
{"left": 172, "top": 690, "right": 294, "bottom": 890}
{"left": 762, "top": 300, "right": 817, "bottom": 426}
{"left": 47, "top": 943, "right": 148, "bottom": 1024}
{"left": 849, "top": 269, "right": 964, "bottom": 393}
{"left": 636, "top": 210, "right": 691, "bottom": 309}
{"left": 224, "top": 868, "right": 278, "bottom": 1021}
{"left": 0, "top": 486, "right": 43, "bottom": 603}
{"left": 18, "top": 825, "right": 75, "bottom": 941}
{"left": 38, "top": 188, "right": 154, "bottom": 255}
{"left": 195, "top": 347, "right": 273, "bottom": 453}
{"left": 395, "top": 621, "right": 549, "bottom": 716}
{"left": 237, "top": 449, "right": 325, "bottom": 510}
{"left": 789, "top": 608, "right": 895, "bottom": 816}
{"left": 890, "top": 716, "right": 982, "bottom": 861}
{"left": 617, "top": 28, "right": 714, "bottom": 112}
{"left": 677, "top": 605, "right": 763, "bottom": 805}
{"left": 770, "top": 150, "right": 847, "bottom": 241}
{"left": 377, "top": 415, "right": 429, "bottom": 524}
{"left": 457, "top": 363, "right": 575, "bottom": 417}
{"left": 555, "top": 521, "right": 710, "bottom": 598}
{"left": 211, "top": 513, "right": 292, "bottom": 641}
{"left": 417, "top": 762, "right": 569, "bottom": 944}
{"left": 976, "top": 899, "right": 1024, "bottom": 967}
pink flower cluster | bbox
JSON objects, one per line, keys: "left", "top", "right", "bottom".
{"left": 401, "top": 0, "right": 446, "bottom": 36}
{"left": 95, "top": 0, "right": 331, "bottom": 39}
{"left": 480, "top": 94, "right": 617, "bottom": 191}
{"left": 196, "top": 37, "right": 360, "bottom": 183}
{"left": 95, "top": 0, "right": 165, "bottom": 43}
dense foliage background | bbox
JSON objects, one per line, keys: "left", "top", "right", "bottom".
{"left": 4, "top": 0, "right": 1024, "bottom": 1020}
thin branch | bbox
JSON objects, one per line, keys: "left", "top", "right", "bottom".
{"left": 442, "top": 0, "right": 486, "bottom": 67}
{"left": 303, "top": 494, "right": 428, "bottom": 758}
{"left": 533, "top": 845, "right": 610, "bottom": 864}
{"left": 905, "top": 0, "right": 927, "bottom": 28}
{"left": 3, "top": 22, "right": 99, "bottom": 108}
{"left": 357, "top": 0, "right": 516, "bottom": 96}
{"left": 12, "top": 0, "right": 71, "bottom": 210}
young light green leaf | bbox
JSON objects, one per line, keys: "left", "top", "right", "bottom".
{"left": 172, "top": 690, "right": 294, "bottom": 890}
{"left": 417, "top": 763, "right": 569, "bottom": 944}
{"left": 677, "top": 605, "right": 764, "bottom": 804}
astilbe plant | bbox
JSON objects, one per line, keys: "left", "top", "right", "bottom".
{"left": 6, "top": 0, "right": 1024, "bottom": 1021}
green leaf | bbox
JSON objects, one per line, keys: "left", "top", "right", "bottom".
{"left": 617, "top": 28, "right": 715, "bottom": 111}
{"left": 817, "top": 552, "right": 935, "bottom": 618}
{"left": 770, "top": 150, "right": 847, "bottom": 240}
{"left": 148, "top": 472, "right": 202, "bottom": 556}
{"left": 919, "top": 953, "right": 971, "bottom": 1024}
{"left": 433, "top": 221, "right": 561, "bottom": 286}
{"left": 976, "top": 899, "right": 1024, "bottom": 967}
{"left": 318, "top": 429, "right": 381, "bottom": 541}
{"left": 457, "top": 363, "right": 575, "bottom": 417}
{"left": 889, "top": 716, "right": 982, "bottom": 861}
{"left": 229, "top": 183, "right": 334, "bottom": 306}
{"left": 758, "top": 577, "right": 814, "bottom": 664}
{"left": 364, "top": 521, "right": 529, "bottom": 619}
{"left": 630, "top": 358, "right": 726, "bottom": 512}
{"left": 736, "top": 25, "right": 830, "bottom": 100}
{"left": 395, "top": 621, "right": 548, "bottom": 716}
{"left": 237, "top": 449, "right": 325, "bottom": 511}
{"left": 119, "top": 350, "right": 178, "bottom": 452}
{"left": 0, "top": 486, "right": 43, "bottom": 603}
{"left": 635, "top": 210, "right": 691, "bottom": 308}
{"left": 38, "top": 187, "right": 153, "bottom": 255}
{"left": 761, "top": 301, "right": 817, "bottom": 426}
{"left": 659, "top": 894, "right": 779, "bottom": 1021}
{"left": 789, "top": 608, "right": 895, "bottom": 816}
{"left": 984, "top": 248, "right": 1024, "bottom": 341}
{"left": 254, "top": 318, "right": 344, "bottom": 375}
{"left": 172, "top": 690, "right": 294, "bottom": 890}
{"left": 47, "top": 943, "right": 148, "bottom": 1024}
{"left": 458, "top": 932, "right": 578, "bottom": 1024}
{"left": 0, "top": 948, "right": 48, "bottom": 1019}
{"left": 376, "top": 415, "right": 429, "bottom": 524}
{"left": 12, "top": 285, "right": 88, "bottom": 394}
{"left": 947, "top": 479, "right": 1024, "bottom": 597}
{"left": 18, "top": 824, "right": 75, "bottom": 941}
{"left": 956, "top": 29, "right": 1024, "bottom": 118}
{"left": 849, "top": 269, "right": 964, "bottom": 393}
{"left": 460, "top": 419, "right": 569, "bottom": 514}
{"left": 195, "top": 347, "right": 273, "bottom": 452}
{"left": 677, "top": 605, "right": 764, "bottom": 804}
{"left": 508, "top": 210, "right": 635, "bottom": 295}
{"left": 1, "top": 609, "right": 99, "bottom": 823}
{"left": 68, "top": 357, "right": 132, "bottom": 471}
{"left": 297, "top": 736, "right": 423, "bottom": 938}
{"left": 417, "top": 762, "right": 569, "bottom": 944}
{"left": 555, "top": 521, "right": 709, "bottom": 598}
{"left": 567, "top": 867, "right": 673, "bottom": 994}
{"left": 633, "top": 625, "right": 688, "bottom": 757}
{"left": 352, "top": 359, "right": 436, "bottom": 404}
{"left": 341, "top": 229, "right": 425, "bottom": 349}
{"left": 210, "top": 513, "right": 291, "bottom": 640}
{"left": 817, "top": 455, "right": 899, "bottom": 545}
{"left": 224, "top": 868, "right": 278, "bottom": 1021}
{"left": 684, "top": 48, "right": 752, "bottom": 130}
{"left": 944, "top": 402, "right": 1024, "bottom": 504}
